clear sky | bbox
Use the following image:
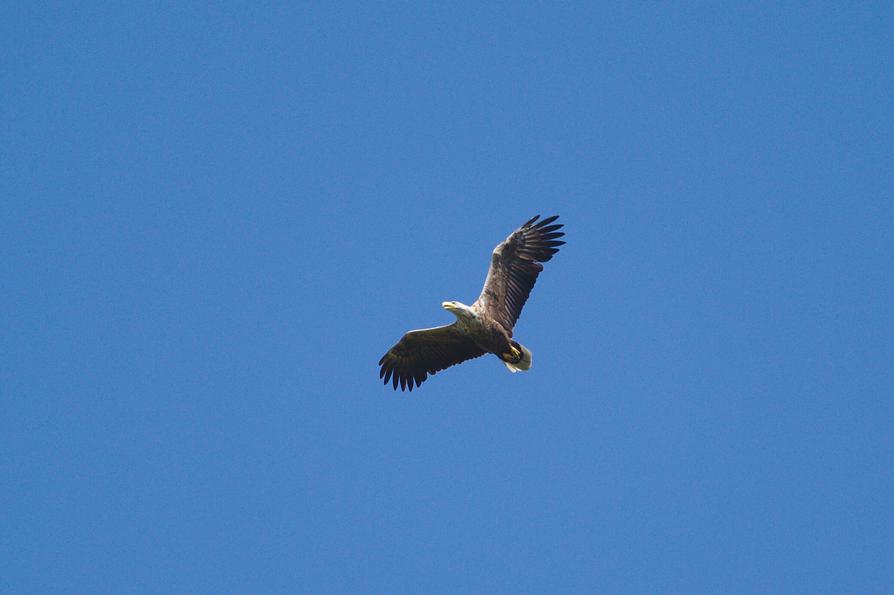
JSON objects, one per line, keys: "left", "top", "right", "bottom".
{"left": 2, "top": 3, "right": 892, "bottom": 593}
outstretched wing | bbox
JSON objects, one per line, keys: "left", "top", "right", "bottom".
{"left": 474, "top": 214, "right": 565, "bottom": 331}
{"left": 378, "top": 324, "right": 486, "bottom": 391}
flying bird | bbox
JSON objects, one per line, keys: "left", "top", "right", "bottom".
{"left": 378, "top": 215, "right": 565, "bottom": 391}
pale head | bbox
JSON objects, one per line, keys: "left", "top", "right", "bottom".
{"left": 442, "top": 300, "right": 475, "bottom": 320}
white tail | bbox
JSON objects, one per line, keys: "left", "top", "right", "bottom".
{"left": 503, "top": 343, "right": 533, "bottom": 373}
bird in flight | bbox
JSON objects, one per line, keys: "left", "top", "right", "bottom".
{"left": 378, "top": 215, "right": 565, "bottom": 391}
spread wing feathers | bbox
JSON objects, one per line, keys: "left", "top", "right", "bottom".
{"left": 378, "top": 324, "right": 486, "bottom": 391}
{"left": 475, "top": 214, "right": 565, "bottom": 330}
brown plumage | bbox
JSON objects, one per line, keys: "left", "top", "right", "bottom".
{"left": 378, "top": 215, "right": 565, "bottom": 392}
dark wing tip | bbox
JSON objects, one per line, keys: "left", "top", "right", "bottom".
{"left": 522, "top": 214, "right": 540, "bottom": 227}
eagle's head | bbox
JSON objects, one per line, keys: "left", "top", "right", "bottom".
{"left": 442, "top": 301, "right": 475, "bottom": 320}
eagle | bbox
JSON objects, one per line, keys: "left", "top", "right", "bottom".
{"left": 378, "top": 215, "right": 565, "bottom": 391}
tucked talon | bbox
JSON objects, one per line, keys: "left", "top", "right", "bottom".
{"left": 502, "top": 346, "right": 522, "bottom": 363}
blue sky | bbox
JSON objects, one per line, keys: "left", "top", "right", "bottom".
{"left": 2, "top": 3, "right": 892, "bottom": 592}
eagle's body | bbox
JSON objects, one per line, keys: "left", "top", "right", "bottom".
{"left": 378, "top": 215, "right": 565, "bottom": 391}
